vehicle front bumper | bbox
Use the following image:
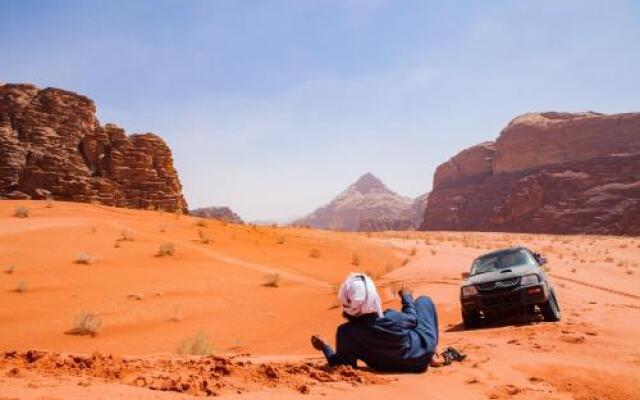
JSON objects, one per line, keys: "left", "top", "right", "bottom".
{"left": 461, "top": 283, "right": 549, "bottom": 315}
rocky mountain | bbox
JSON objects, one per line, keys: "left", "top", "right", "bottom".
{"left": 0, "top": 83, "right": 187, "bottom": 211}
{"left": 295, "top": 172, "right": 427, "bottom": 231}
{"left": 190, "top": 206, "right": 244, "bottom": 224}
{"left": 421, "top": 112, "right": 640, "bottom": 235}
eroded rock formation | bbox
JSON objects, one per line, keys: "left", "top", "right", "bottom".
{"left": 421, "top": 112, "right": 640, "bottom": 235}
{"left": 190, "top": 206, "right": 244, "bottom": 224}
{"left": 0, "top": 83, "right": 187, "bottom": 211}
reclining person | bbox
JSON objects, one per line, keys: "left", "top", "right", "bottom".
{"left": 310, "top": 273, "right": 452, "bottom": 373}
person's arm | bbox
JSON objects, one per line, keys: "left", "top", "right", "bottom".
{"left": 396, "top": 286, "right": 418, "bottom": 328}
{"left": 311, "top": 326, "right": 358, "bottom": 368}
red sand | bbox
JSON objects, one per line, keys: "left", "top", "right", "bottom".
{"left": 1, "top": 200, "right": 639, "bottom": 399}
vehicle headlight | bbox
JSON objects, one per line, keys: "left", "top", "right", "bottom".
{"left": 520, "top": 274, "right": 539, "bottom": 286}
{"left": 461, "top": 285, "right": 478, "bottom": 297}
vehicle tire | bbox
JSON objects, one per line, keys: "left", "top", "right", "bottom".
{"left": 462, "top": 311, "right": 481, "bottom": 329}
{"left": 540, "top": 288, "right": 561, "bottom": 322}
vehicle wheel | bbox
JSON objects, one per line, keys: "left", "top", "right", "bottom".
{"left": 540, "top": 288, "right": 561, "bottom": 322}
{"left": 462, "top": 311, "right": 481, "bottom": 329}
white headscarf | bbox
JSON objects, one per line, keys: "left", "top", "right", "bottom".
{"left": 338, "top": 272, "right": 384, "bottom": 318}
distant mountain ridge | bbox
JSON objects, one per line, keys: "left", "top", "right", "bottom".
{"left": 294, "top": 172, "right": 427, "bottom": 231}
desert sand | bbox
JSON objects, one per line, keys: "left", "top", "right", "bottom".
{"left": 1, "top": 200, "right": 639, "bottom": 399}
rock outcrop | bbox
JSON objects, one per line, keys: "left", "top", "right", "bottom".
{"left": 0, "top": 83, "right": 187, "bottom": 211}
{"left": 295, "top": 172, "right": 426, "bottom": 231}
{"left": 190, "top": 206, "right": 244, "bottom": 224}
{"left": 421, "top": 112, "right": 640, "bottom": 235}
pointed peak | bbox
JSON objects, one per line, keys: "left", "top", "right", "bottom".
{"left": 350, "top": 172, "right": 388, "bottom": 193}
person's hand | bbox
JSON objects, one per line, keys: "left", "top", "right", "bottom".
{"left": 311, "top": 335, "right": 326, "bottom": 351}
{"left": 398, "top": 285, "right": 413, "bottom": 297}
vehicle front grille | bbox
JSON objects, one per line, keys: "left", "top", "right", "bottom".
{"left": 482, "top": 292, "right": 521, "bottom": 307}
{"left": 477, "top": 277, "right": 520, "bottom": 292}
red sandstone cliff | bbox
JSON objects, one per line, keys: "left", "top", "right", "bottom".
{"left": 0, "top": 83, "right": 187, "bottom": 211}
{"left": 421, "top": 112, "right": 640, "bottom": 235}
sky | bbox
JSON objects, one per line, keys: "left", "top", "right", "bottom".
{"left": 1, "top": 0, "right": 639, "bottom": 221}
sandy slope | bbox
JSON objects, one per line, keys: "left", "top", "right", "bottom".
{"left": 0, "top": 201, "right": 639, "bottom": 399}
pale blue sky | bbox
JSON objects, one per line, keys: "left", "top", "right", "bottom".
{"left": 1, "top": 1, "right": 639, "bottom": 221}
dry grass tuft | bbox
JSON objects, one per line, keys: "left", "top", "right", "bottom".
{"left": 430, "top": 249, "right": 437, "bottom": 256}
{"left": 401, "top": 258, "right": 409, "bottom": 266}
{"left": 177, "top": 330, "right": 216, "bottom": 355}
{"left": 74, "top": 253, "right": 93, "bottom": 265}
{"left": 309, "top": 248, "right": 321, "bottom": 258}
{"left": 276, "top": 236, "right": 286, "bottom": 245}
{"left": 4, "top": 265, "right": 15, "bottom": 274}
{"left": 198, "top": 228, "right": 213, "bottom": 244}
{"left": 45, "top": 197, "right": 54, "bottom": 208}
{"left": 66, "top": 312, "right": 101, "bottom": 337}
{"left": 175, "top": 209, "right": 183, "bottom": 220}
{"left": 14, "top": 206, "right": 29, "bottom": 218}
{"left": 14, "top": 281, "right": 28, "bottom": 293}
{"left": 193, "top": 219, "right": 208, "bottom": 228}
{"left": 119, "top": 229, "right": 134, "bottom": 242}
{"left": 351, "top": 253, "right": 361, "bottom": 266}
{"left": 263, "top": 273, "right": 281, "bottom": 288}
{"left": 409, "top": 248, "right": 417, "bottom": 256}
{"left": 156, "top": 243, "right": 176, "bottom": 257}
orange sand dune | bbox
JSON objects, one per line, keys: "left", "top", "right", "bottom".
{"left": 1, "top": 200, "right": 639, "bottom": 399}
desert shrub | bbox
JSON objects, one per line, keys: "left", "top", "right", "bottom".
{"left": 193, "top": 219, "right": 208, "bottom": 228}
{"left": 626, "top": 269, "right": 635, "bottom": 275}
{"left": 605, "top": 256, "right": 614, "bottom": 263}
{"left": 309, "top": 248, "right": 321, "bottom": 258}
{"left": 156, "top": 243, "right": 176, "bottom": 257}
{"left": 276, "top": 236, "right": 286, "bottom": 245}
{"left": 15, "top": 281, "right": 28, "bottom": 293}
{"left": 198, "top": 228, "right": 213, "bottom": 244}
{"left": 4, "top": 265, "right": 15, "bottom": 274}
{"left": 119, "top": 229, "right": 134, "bottom": 241}
{"left": 263, "top": 273, "right": 281, "bottom": 288}
{"left": 45, "top": 197, "right": 54, "bottom": 208}
{"left": 409, "top": 248, "right": 417, "bottom": 256}
{"left": 14, "top": 206, "right": 29, "bottom": 218}
{"left": 175, "top": 209, "right": 183, "bottom": 220}
{"left": 177, "top": 330, "right": 215, "bottom": 355}
{"left": 66, "top": 312, "right": 101, "bottom": 336}
{"left": 89, "top": 226, "right": 98, "bottom": 234}
{"left": 351, "top": 253, "right": 360, "bottom": 266}
{"left": 159, "top": 225, "right": 167, "bottom": 233}
{"left": 74, "top": 253, "right": 93, "bottom": 265}
{"left": 401, "top": 258, "right": 409, "bottom": 266}
{"left": 170, "top": 305, "right": 184, "bottom": 322}
{"left": 430, "top": 249, "right": 437, "bottom": 256}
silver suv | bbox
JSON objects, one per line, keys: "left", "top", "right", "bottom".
{"left": 460, "top": 246, "right": 561, "bottom": 329}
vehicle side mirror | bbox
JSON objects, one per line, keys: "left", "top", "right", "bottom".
{"left": 538, "top": 257, "right": 547, "bottom": 266}
{"left": 461, "top": 272, "right": 470, "bottom": 279}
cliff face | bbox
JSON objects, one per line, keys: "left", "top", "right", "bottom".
{"left": 421, "top": 112, "right": 640, "bottom": 235}
{"left": 295, "top": 172, "right": 425, "bottom": 232}
{"left": 190, "top": 206, "right": 244, "bottom": 224}
{"left": 0, "top": 83, "right": 187, "bottom": 211}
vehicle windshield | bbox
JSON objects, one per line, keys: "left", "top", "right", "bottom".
{"left": 470, "top": 249, "right": 536, "bottom": 276}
